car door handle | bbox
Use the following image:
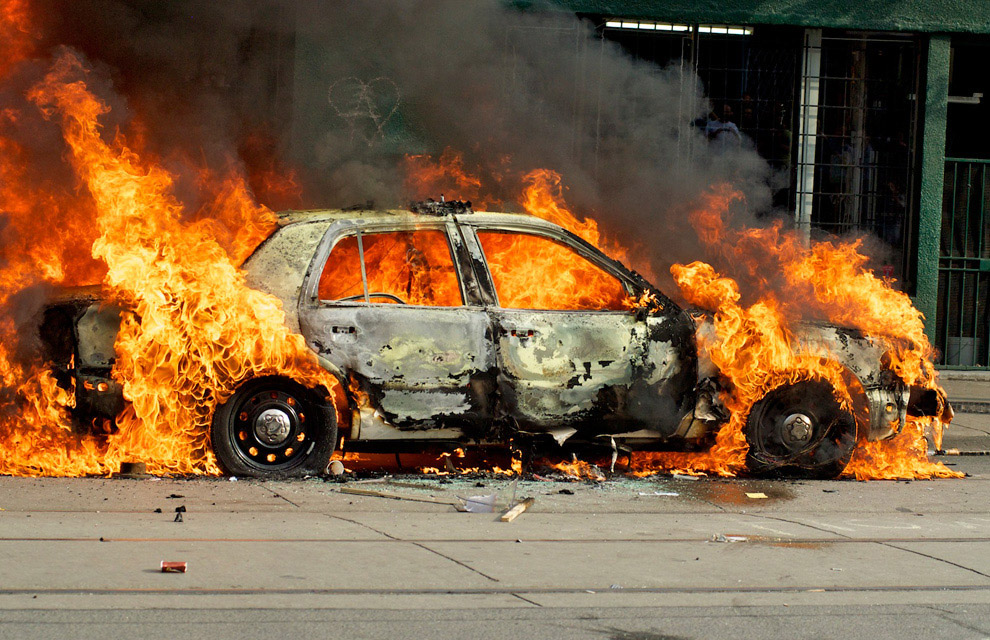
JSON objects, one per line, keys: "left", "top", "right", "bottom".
{"left": 331, "top": 325, "right": 357, "bottom": 335}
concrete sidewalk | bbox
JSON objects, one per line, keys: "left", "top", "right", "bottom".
{"left": 2, "top": 418, "right": 990, "bottom": 639}
{"left": 940, "top": 371, "right": 990, "bottom": 413}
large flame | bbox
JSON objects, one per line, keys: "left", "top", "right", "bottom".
{"left": 0, "top": 5, "right": 962, "bottom": 481}
{"left": 403, "top": 147, "right": 506, "bottom": 211}
{"left": 0, "top": 47, "right": 336, "bottom": 476}
{"left": 637, "top": 186, "right": 959, "bottom": 480}
{"left": 402, "top": 156, "right": 960, "bottom": 481}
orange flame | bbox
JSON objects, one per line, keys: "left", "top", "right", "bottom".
{"left": 0, "top": 50, "right": 337, "bottom": 476}
{"left": 0, "top": 0, "right": 38, "bottom": 77}
{"left": 632, "top": 185, "right": 958, "bottom": 480}
{"left": 403, "top": 147, "right": 505, "bottom": 210}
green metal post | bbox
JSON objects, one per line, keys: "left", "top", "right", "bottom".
{"left": 916, "top": 34, "right": 950, "bottom": 343}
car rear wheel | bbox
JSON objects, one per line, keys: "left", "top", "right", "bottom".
{"left": 211, "top": 376, "right": 337, "bottom": 478}
{"left": 744, "top": 379, "right": 856, "bottom": 479}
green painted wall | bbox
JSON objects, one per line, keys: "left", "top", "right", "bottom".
{"left": 917, "top": 35, "right": 952, "bottom": 344}
{"left": 524, "top": 0, "right": 990, "bottom": 33}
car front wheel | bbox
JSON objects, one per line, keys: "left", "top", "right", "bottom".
{"left": 744, "top": 379, "right": 856, "bottom": 479}
{"left": 210, "top": 376, "right": 337, "bottom": 478}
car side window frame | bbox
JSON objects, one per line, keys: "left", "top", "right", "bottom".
{"left": 304, "top": 220, "right": 472, "bottom": 309}
{"left": 460, "top": 221, "right": 641, "bottom": 313}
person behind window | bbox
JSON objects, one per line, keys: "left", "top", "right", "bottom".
{"left": 705, "top": 103, "right": 742, "bottom": 153}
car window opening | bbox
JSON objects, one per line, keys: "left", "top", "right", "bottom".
{"left": 476, "top": 230, "right": 631, "bottom": 311}
{"left": 319, "top": 229, "right": 463, "bottom": 307}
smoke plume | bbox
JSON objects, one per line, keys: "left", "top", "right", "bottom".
{"left": 22, "top": 0, "right": 775, "bottom": 289}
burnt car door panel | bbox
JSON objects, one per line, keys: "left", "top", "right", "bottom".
{"left": 464, "top": 224, "right": 693, "bottom": 436}
{"left": 299, "top": 222, "right": 496, "bottom": 430}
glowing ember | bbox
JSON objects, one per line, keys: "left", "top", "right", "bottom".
{"left": 545, "top": 457, "right": 605, "bottom": 481}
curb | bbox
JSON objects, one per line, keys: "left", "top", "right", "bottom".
{"left": 950, "top": 401, "right": 990, "bottom": 415}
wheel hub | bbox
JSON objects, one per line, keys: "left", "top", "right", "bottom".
{"left": 782, "top": 413, "right": 813, "bottom": 445}
{"left": 254, "top": 408, "right": 292, "bottom": 446}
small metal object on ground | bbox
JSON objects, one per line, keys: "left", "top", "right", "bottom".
{"left": 500, "top": 497, "right": 535, "bottom": 522}
{"left": 746, "top": 492, "right": 769, "bottom": 499}
{"left": 326, "top": 460, "right": 345, "bottom": 476}
{"left": 160, "top": 561, "right": 187, "bottom": 573}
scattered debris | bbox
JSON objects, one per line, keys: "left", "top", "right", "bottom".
{"left": 166, "top": 494, "right": 184, "bottom": 499}
{"left": 460, "top": 494, "right": 497, "bottom": 513}
{"left": 160, "top": 561, "right": 187, "bottom": 573}
{"left": 339, "top": 487, "right": 458, "bottom": 506}
{"left": 173, "top": 512, "right": 183, "bottom": 522}
{"left": 638, "top": 491, "right": 679, "bottom": 496}
{"left": 326, "top": 460, "right": 345, "bottom": 476}
{"left": 558, "top": 488, "right": 574, "bottom": 495}
{"left": 173, "top": 505, "right": 186, "bottom": 523}
{"left": 386, "top": 479, "right": 446, "bottom": 491}
{"left": 153, "top": 508, "right": 162, "bottom": 513}
{"left": 711, "top": 533, "right": 747, "bottom": 543}
{"left": 672, "top": 473, "right": 701, "bottom": 481}
{"left": 500, "top": 497, "right": 535, "bottom": 522}
{"left": 351, "top": 476, "right": 389, "bottom": 484}
{"left": 745, "top": 492, "right": 768, "bottom": 499}
{"left": 229, "top": 477, "right": 238, "bottom": 482}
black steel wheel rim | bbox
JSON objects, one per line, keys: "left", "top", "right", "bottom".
{"left": 750, "top": 383, "right": 834, "bottom": 462}
{"left": 228, "top": 386, "right": 315, "bottom": 471}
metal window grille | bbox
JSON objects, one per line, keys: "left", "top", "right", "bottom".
{"left": 600, "top": 23, "right": 801, "bottom": 208}
{"left": 796, "top": 33, "right": 921, "bottom": 286}
{"left": 937, "top": 159, "right": 990, "bottom": 367}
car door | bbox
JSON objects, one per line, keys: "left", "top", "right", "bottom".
{"left": 298, "top": 219, "right": 496, "bottom": 431}
{"left": 463, "top": 222, "right": 694, "bottom": 437}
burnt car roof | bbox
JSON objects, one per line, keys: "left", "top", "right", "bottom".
{"left": 274, "top": 207, "right": 539, "bottom": 227}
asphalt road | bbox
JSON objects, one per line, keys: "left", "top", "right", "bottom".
{"left": 2, "top": 412, "right": 990, "bottom": 640}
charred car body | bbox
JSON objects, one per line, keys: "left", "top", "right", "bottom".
{"left": 40, "top": 202, "right": 950, "bottom": 478}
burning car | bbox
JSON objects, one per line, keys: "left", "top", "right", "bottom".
{"left": 38, "top": 200, "right": 951, "bottom": 479}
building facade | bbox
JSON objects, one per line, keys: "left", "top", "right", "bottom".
{"left": 547, "top": 0, "right": 990, "bottom": 369}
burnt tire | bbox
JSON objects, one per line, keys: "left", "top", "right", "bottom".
{"left": 744, "top": 379, "right": 856, "bottom": 479}
{"left": 210, "top": 376, "right": 337, "bottom": 478}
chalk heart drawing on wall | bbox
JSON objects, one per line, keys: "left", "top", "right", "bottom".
{"left": 327, "top": 77, "right": 401, "bottom": 146}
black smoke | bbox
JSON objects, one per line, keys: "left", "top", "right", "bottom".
{"left": 25, "top": 0, "right": 775, "bottom": 290}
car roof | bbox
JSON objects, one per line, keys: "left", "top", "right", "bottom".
{"left": 274, "top": 208, "right": 562, "bottom": 232}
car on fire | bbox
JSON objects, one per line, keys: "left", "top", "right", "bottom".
{"left": 40, "top": 200, "right": 950, "bottom": 478}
